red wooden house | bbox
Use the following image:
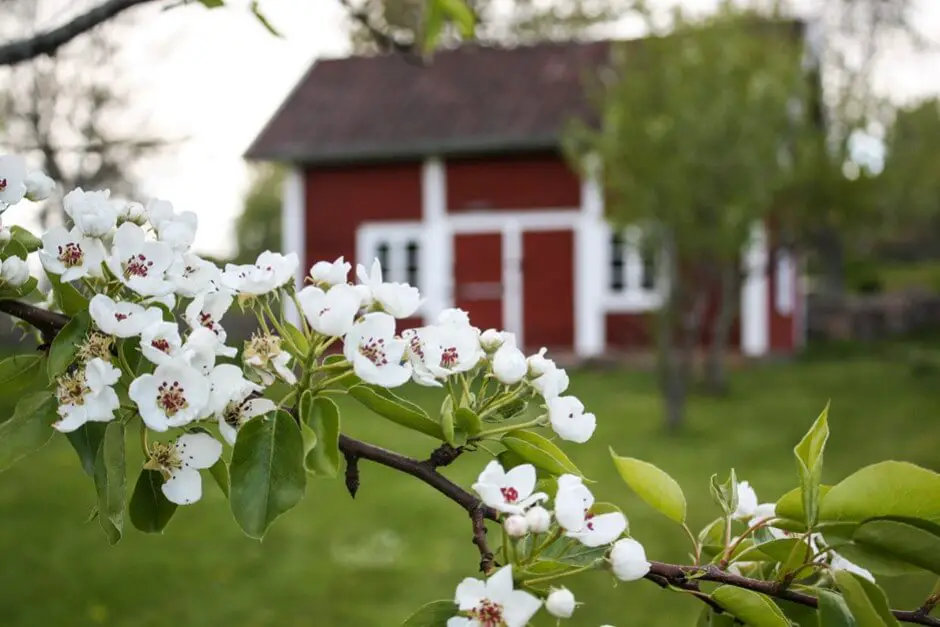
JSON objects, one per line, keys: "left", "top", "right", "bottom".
{"left": 245, "top": 40, "right": 807, "bottom": 358}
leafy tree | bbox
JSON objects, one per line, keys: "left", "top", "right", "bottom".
{"left": 234, "top": 165, "right": 284, "bottom": 264}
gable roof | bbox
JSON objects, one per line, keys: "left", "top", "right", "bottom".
{"left": 245, "top": 40, "right": 612, "bottom": 165}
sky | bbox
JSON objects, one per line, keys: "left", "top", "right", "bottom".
{"left": 6, "top": 0, "right": 940, "bottom": 257}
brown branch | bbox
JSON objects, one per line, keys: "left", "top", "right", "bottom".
{"left": 1, "top": 297, "right": 937, "bottom": 626}
{"left": 425, "top": 443, "right": 463, "bottom": 469}
{"left": 0, "top": 0, "right": 160, "bottom": 67}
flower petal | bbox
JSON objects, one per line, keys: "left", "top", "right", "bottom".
{"left": 454, "top": 576, "right": 487, "bottom": 610}
{"left": 175, "top": 432, "right": 222, "bottom": 469}
{"left": 504, "top": 464, "right": 536, "bottom": 501}
{"left": 501, "top": 590, "right": 543, "bottom": 627}
{"left": 162, "top": 467, "right": 202, "bottom": 505}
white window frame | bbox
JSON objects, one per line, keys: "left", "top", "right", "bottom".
{"left": 356, "top": 221, "right": 426, "bottom": 296}
{"left": 604, "top": 224, "right": 666, "bottom": 313}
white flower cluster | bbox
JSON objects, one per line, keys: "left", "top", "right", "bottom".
{"left": 0, "top": 156, "right": 54, "bottom": 290}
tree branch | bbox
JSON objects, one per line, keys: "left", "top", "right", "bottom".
{"left": 0, "top": 0, "right": 159, "bottom": 67}
{"left": 0, "top": 299, "right": 69, "bottom": 341}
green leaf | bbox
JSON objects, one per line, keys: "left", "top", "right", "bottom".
{"left": 439, "top": 0, "right": 475, "bottom": 37}
{"left": 198, "top": 0, "right": 225, "bottom": 7}
{"left": 401, "top": 599, "right": 455, "bottom": 626}
{"left": 776, "top": 485, "right": 832, "bottom": 527}
{"left": 710, "top": 469, "right": 739, "bottom": 517}
{"left": 47, "top": 272, "right": 89, "bottom": 316}
{"left": 9, "top": 226, "right": 41, "bottom": 252}
{"left": 304, "top": 396, "right": 341, "bottom": 477}
{"left": 610, "top": 450, "right": 686, "bottom": 523}
{"left": 421, "top": 0, "right": 446, "bottom": 54}
{"left": 833, "top": 570, "right": 899, "bottom": 627}
{"left": 65, "top": 422, "right": 108, "bottom": 476}
{"left": 502, "top": 429, "right": 584, "bottom": 477}
{"left": 817, "top": 589, "right": 857, "bottom": 627}
{"left": 793, "top": 403, "right": 829, "bottom": 527}
{"left": 347, "top": 385, "right": 443, "bottom": 440}
{"left": 2, "top": 240, "right": 27, "bottom": 260}
{"left": 47, "top": 311, "right": 91, "bottom": 380}
{"left": 711, "top": 586, "right": 790, "bottom": 627}
{"left": 230, "top": 410, "right": 306, "bottom": 539}
{"left": 0, "top": 275, "right": 37, "bottom": 300}
{"left": 735, "top": 538, "right": 804, "bottom": 563}
{"left": 819, "top": 461, "right": 940, "bottom": 525}
{"left": 539, "top": 540, "right": 607, "bottom": 567}
{"left": 696, "top": 608, "right": 738, "bottom": 627}
{"left": 93, "top": 422, "right": 126, "bottom": 545}
{"left": 0, "top": 391, "right": 59, "bottom": 471}
{"left": 0, "top": 354, "right": 45, "bottom": 414}
{"left": 250, "top": 0, "right": 281, "bottom": 36}
{"left": 440, "top": 396, "right": 458, "bottom": 447}
{"left": 129, "top": 469, "right": 177, "bottom": 534}
{"left": 209, "top": 458, "right": 230, "bottom": 498}
{"left": 823, "top": 535, "right": 922, "bottom": 577}
{"left": 851, "top": 519, "right": 940, "bottom": 575}
{"left": 454, "top": 407, "right": 482, "bottom": 436}
{"left": 282, "top": 322, "right": 309, "bottom": 361}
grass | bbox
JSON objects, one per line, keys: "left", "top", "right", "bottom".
{"left": 1, "top": 353, "right": 939, "bottom": 626}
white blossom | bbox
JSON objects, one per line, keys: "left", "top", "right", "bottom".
{"left": 547, "top": 395, "right": 596, "bottom": 443}
{"left": 297, "top": 283, "right": 361, "bottom": 337}
{"left": 0, "top": 223, "right": 9, "bottom": 246}
{"left": 147, "top": 199, "right": 197, "bottom": 251}
{"left": 401, "top": 327, "right": 444, "bottom": 387}
{"left": 185, "top": 289, "right": 233, "bottom": 344}
{"left": 357, "top": 258, "right": 422, "bottom": 318}
{"left": 528, "top": 348, "right": 570, "bottom": 400}
{"left": 180, "top": 327, "right": 229, "bottom": 375}
{"left": 167, "top": 253, "right": 222, "bottom": 297}
{"left": 733, "top": 481, "right": 759, "bottom": 521}
{"left": 205, "top": 363, "right": 262, "bottom": 418}
{"left": 504, "top": 514, "right": 529, "bottom": 538}
{"left": 555, "top": 475, "right": 626, "bottom": 547}
{"left": 492, "top": 341, "right": 528, "bottom": 385}
{"left": 426, "top": 309, "right": 484, "bottom": 376}
{"left": 217, "top": 394, "right": 275, "bottom": 445}
{"left": 0, "top": 256, "right": 30, "bottom": 287}
{"left": 343, "top": 312, "right": 411, "bottom": 388}
{"left": 118, "top": 201, "right": 147, "bottom": 225}
{"left": 525, "top": 505, "right": 552, "bottom": 533}
{"left": 309, "top": 256, "right": 351, "bottom": 286}
{"left": 53, "top": 358, "right": 121, "bottom": 432}
{"left": 106, "top": 222, "right": 175, "bottom": 296}
{"left": 830, "top": 551, "right": 875, "bottom": 582}
{"left": 89, "top": 294, "right": 162, "bottom": 338}
{"left": 24, "top": 170, "right": 55, "bottom": 202}
{"left": 0, "top": 155, "right": 27, "bottom": 208}
{"left": 139, "top": 321, "right": 183, "bottom": 366}
{"left": 222, "top": 251, "right": 298, "bottom": 295}
{"left": 449, "top": 565, "right": 541, "bottom": 627}
{"left": 63, "top": 188, "right": 117, "bottom": 237}
{"left": 147, "top": 432, "right": 222, "bottom": 505}
{"left": 472, "top": 461, "right": 547, "bottom": 515}
{"left": 479, "top": 328, "right": 506, "bottom": 352}
{"left": 243, "top": 333, "right": 296, "bottom": 385}
{"left": 545, "top": 587, "right": 576, "bottom": 619}
{"left": 128, "top": 358, "right": 211, "bottom": 431}
{"left": 39, "top": 226, "right": 105, "bottom": 282}
{"left": 609, "top": 538, "right": 651, "bottom": 581}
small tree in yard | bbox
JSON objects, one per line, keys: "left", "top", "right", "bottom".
{"left": 567, "top": 6, "right": 811, "bottom": 427}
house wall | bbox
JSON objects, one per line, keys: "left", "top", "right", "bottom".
{"left": 446, "top": 153, "right": 581, "bottom": 211}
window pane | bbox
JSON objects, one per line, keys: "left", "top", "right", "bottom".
{"left": 610, "top": 231, "right": 625, "bottom": 291}
{"left": 405, "top": 240, "right": 420, "bottom": 287}
{"left": 375, "top": 242, "right": 390, "bottom": 278}
{"left": 640, "top": 245, "right": 657, "bottom": 291}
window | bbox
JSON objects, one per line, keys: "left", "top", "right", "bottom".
{"left": 606, "top": 225, "right": 664, "bottom": 311}
{"left": 357, "top": 224, "right": 425, "bottom": 290}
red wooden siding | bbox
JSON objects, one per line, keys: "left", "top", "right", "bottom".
{"left": 522, "top": 230, "right": 574, "bottom": 350}
{"left": 605, "top": 313, "right": 653, "bottom": 348}
{"left": 454, "top": 233, "right": 503, "bottom": 332}
{"left": 304, "top": 162, "right": 422, "bottom": 270}
{"left": 768, "top": 250, "right": 796, "bottom": 352}
{"left": 446, "top": 152, "right": 580, "bottom": 211}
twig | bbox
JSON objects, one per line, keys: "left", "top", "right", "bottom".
{"left": 343, "top": 450, "right": 360, "bottom": 499}
{"left": 470, "top": 506, "right": 495, "bottom": 574}
{"left": 0, "top": 0, "right": 159, "bottom": 67}
{"left": 0, "top": 299, "right": 69, "bottom": 340}
{"left": 425, "top": 443, "right": 463, "bottom": 469}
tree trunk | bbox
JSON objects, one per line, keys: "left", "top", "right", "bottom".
{"left": 703, "top": 262, "right": 739, "bottom": 396}
{"left": 816, "top": 227, "right": 845, "bottom": 297}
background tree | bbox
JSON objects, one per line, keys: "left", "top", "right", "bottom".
{"left": 234, "top": 164, "right": 284, "bottom": 264}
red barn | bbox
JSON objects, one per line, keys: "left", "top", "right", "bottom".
{"left": 245, "top": 40, "right": 807, "bottom": 359}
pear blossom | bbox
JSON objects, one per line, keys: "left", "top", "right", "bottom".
{"left": 106, "top": 223, "right": 175, "bottom": 296}
{"left": 830, "top": 551, "right": 875, "bottom": 582}
{"left": 732, "top": 481, "right": 760, "bottom": 521}
{"left": 472, "top": 461, "right": 547, "bottom": 515}
{"left": 357, "top": 258, "right": 422, "bottom": 318}
{"left": 185, "top": 289, "right": 233, "bottom": 343}
{"left": 426, "top": 309, "right": 484, "bottom": 376}
{"left": 504, "top": 514, "right": 529, "bottom": 538}
{"left": 750, "top": 502, "right": 777, "bottom": 528}
{"left": 555, "top": 474, "right": 626, "bottom": 547}
{"left": 204, "top": 363, "right": 262, "bottom": 417}
{"left": 449, "top": 565, "right": 541, "bottom": 627}
{"left": 0, "top": 223, "right": 10, "bottom": 246}
{"left": 139, "top": 321, "right": 183, "bottom": 366}
{"left": 609, "top": 538, "right": 651, "bottom": 581}
{"left": 243, "top": 333, "right": 296, "bottom": 385}
{"left": 147, "top": 199, "right": 198, "bottom": 251}
{"left": 53, "top": 358, "right": 121, "bottom": 432}
{"left": 528, "top": 348, "right": 570, "bottom": 400}
{"left": 525, "top": 505, "right": 552, "bottom": 533}
{"left": 167, "top": 253, "right": 222, "bottom": 297}
{"left": 39, "top": 226, "right": 105, "bottom": 282}
{"left": 401, "top": 327, "right": 444, "bottom": 387}
{"left": 180, "top": 327, "right": 230, "bottom": 375}
{"left": 479, "top": 328, "right": 506, "bottom": 352}
{"left": 309, "top": 256, "right": 351, "bottom": 286}
{"left": 0, "top": 256, "right": 30, "bottom": 287}
{"left": 24, "top": 170, "right": 55, "bottom": 202}
{"left": 297, "top": 283, "right": 361, "bottom": 337}
{"left": 0, "top": 155, "right": 27, "bottom": 207}
{"left": 222, "top": 251, "right": 298, "bottom": 295}
{"left": 63, "top": 188, "right": 117, "bottom": 237}
{"left": 118, "top": 201, "right": 147, "bottom": 225}
{"left": 145, "top": 432, "right": 222, "bottom": 505}
{"left": 343, "top": 312, "right": 411, "bottom": 388}
{"left": 217, "top": 393, "right": 276, "bottom": 445}
{"left": 548, "top": 396, "right": 596, "bottom": 444}
{"left": 492, "top": 340, "right": 527, "bottom": 385}
{"left": 128, "top": 358, "right": 211, "bottom": 431}
{"left": 89, "top": 294, "right": 162, "bottom": 338}
{"left": 545, "top": 587, "right": 576, "bottom": 618}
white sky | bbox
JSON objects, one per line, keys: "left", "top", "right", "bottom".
{"left": 7, "top": 0, "right": 940, "bottom": 257}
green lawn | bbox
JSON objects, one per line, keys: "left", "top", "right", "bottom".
{"left": 1, "top": 354, "right": 939, "bottom": 626}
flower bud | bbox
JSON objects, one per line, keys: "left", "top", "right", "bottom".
{"left": 545, "top": 587, "right": 576, "bottom": 618}
{"left": 503, "top": 514, "right": 529, "bottom": 538}
{"left": 24, "top": 170, "right": 55, "bottom": 202}
{"left": 527, "top": 347, "right": 552, "bottom": 377}
{"left": 525, "top": 505, "right": 552, "bottom": 533}
{"left": 0, "top": 227, "right": 10, "bottom": 246}
{"left": 479, "top": 328, "right": 505, "bottom": 352}
{"left": 609, "top": 538, "right": 651, "bottom": 582}
{"left": 1, "top": 256, "right": 30, "bottom": 286}
{"left": 492, "top": 343, "right": 527, "bottom": 384}
{"left": 118, "top": 201, "right": 147, "bottom": 225}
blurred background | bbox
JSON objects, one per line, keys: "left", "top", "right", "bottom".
{"left": 1, "top": 0, "right": 939, "bottom": 625}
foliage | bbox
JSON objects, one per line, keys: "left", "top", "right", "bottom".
{"left": 233, "top": 164, "right": 284, "bottom": 265}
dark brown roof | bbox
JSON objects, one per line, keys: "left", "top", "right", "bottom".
{"left": 245, "top": 40, "right": 612, "bottom": 164}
